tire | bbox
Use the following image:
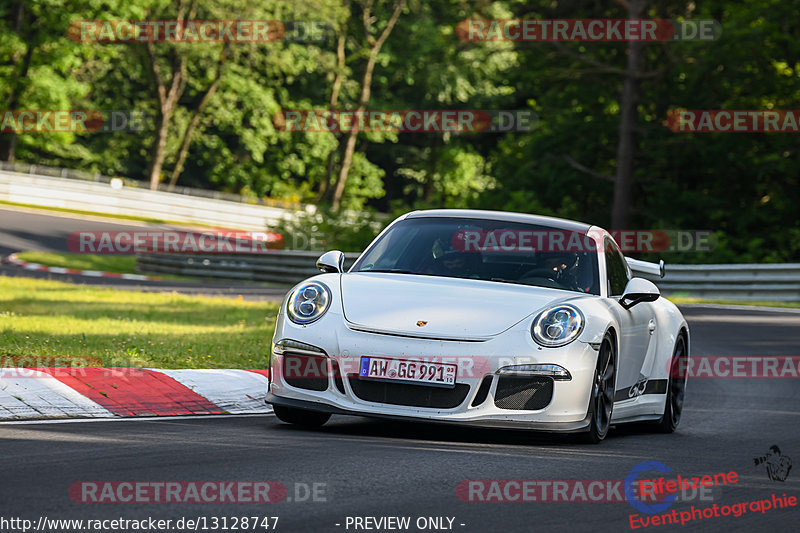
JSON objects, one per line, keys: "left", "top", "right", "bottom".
{"left": 652, "top": 335, "right": 688, "bottom": 433}
{"left": 273, "top": 405, "right": 331, "bottom": 427}
{"left": 581, "top": 333, "right": 616, "bottom": 444}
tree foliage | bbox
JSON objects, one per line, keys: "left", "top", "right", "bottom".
{"left": 2, "top": 0, "right": 798, "bottom": 261}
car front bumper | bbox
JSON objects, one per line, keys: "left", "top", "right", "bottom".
{"left": 266, "top": 309, "right": 600, "bottom": 432}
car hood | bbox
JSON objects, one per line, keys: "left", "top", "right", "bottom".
{"left": 340, "top": 273, "right": 566, "bottom": 339}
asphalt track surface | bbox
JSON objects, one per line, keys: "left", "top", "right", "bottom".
{"left": 0, "top": 207, "right": 288, "bottom": 300}
{"left": 1, "top": 306, "right": 799, "bottom": 533}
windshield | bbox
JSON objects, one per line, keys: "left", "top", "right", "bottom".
{"left": 352, "top": 217, "right": 600, "bottom": 295}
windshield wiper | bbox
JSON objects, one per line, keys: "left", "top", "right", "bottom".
{"left": 358, "top": 268, "right": 417, "bottom": 274}
{"left": 489, "top": 278, "right": 535, "bottom": 287}
{"left": 490, "top": 277, "right": 524, "bottom": 285}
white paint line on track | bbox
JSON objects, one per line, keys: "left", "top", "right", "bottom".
{"left": 685, "top": 407, "right": 800, "bottom": 416}
{"left": 0, "top": 412, "right": 274, "bottom": 425}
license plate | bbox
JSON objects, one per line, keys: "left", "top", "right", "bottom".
{"left": 359, "top": 357, "right": 457, "bottom": 388}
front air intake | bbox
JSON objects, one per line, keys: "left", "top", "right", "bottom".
{"left": 348, "top": 375, "right": 469, "bottom": 408}
{"left": 494, "top": 376, "right": 553, "bottom": 410}
{"left": 471, "top": 376, "right": 493, "bottom": 407}
{"left": 282, "top": 354, "right": 329, "bottom": 391}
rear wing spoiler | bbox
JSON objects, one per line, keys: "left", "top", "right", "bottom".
{"left": 625, "top": 257, "right": 665, "bottom": 278}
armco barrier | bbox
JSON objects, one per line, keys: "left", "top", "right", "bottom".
{"left": 135, "top": 251, "right": 800, "bottom": 301}
{"left": 0, "top": 168, "right": 300, "bottom": 231}
{"left": 136, "top": 251, "right": 361, "bottom": 285}
{"left": 637, "top": 263, "right": 800, "bottom": 302}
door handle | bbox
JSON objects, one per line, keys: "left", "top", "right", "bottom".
{"left": 648, "top": 319, "right": 656, "bottom": 335}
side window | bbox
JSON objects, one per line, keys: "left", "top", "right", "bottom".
{"left": 604, "top": 238, "right": 629, "bottom": 296}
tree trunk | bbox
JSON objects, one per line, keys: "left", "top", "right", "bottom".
{"left": 423, "top": 137, "right": 441, "bottom": 203}
{"left": 330, "top": 0, "right": 406, "bottom": 211}
{"left": 317, "top": 18, "right": 349, "bottom": 203}
{"left": 145, "top": 43, "right": 186, "bottom": 190}
{"left": 2, "top": 136, "right": 18, "bottom": 163}
{"left": 331, "top": 113, "right": 362, "bottom": 210}
{"left": 611, "top": 0, "right": 646, "bottom": 229}
{"left": 167, "top": 44, "right": 229, "bottom": 190}
{"left": 149, "top": 112, "right": 171, "bottom": 190}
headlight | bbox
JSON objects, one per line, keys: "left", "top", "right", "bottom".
{"left": 287, "top": 282, "right": 331, "bottom": 324}
{"left": 531, "top": 305, "right": 584, "bottom": 347}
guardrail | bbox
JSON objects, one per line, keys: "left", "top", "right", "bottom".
{"left": 637, "top": 263, "right": 800, "bottom": 302}
{"left": 136, "top": 251, "right": 361, "bottom": 285}
{"left": 0, "top": 167, "right": 303, "bottom": 231}
{"left": 136, "top": 251, "right": 800, "bottom": 301}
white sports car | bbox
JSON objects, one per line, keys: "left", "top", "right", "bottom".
{"left": 266, "top": 209, "right": 689, "bottom": 443}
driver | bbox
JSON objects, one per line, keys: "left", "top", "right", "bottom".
{"left": 535, "top": 252, "right": 592, "bottom": 292}
{"left": 441, "top": 250, "right": 467, "bottom": 273}
{"left": 426, "top": 249, "right": 470, "bottom": 276}
{"left": 423, "top": 236, "right": 480, "bottom": 277}
{"left": 539, "top": 252, "right": 572, "bottom": 278}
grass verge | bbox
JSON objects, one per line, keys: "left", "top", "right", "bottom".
{"left": 16, "top": 251, "right": 137, "bottom": 274}
{"left": 12, "top": 252, "right": 290, "bottom": 287}
{"left": 0, "top": 276, "right": 279, "bottom": 368}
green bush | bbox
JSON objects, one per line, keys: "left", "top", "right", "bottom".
{"left": 273, "top": 208, "right": 389, "bottom": 253}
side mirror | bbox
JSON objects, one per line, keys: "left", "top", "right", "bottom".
{"left": 620, "top": 277, "right": 660, "bottom": 310}
{"left": 316, "top": 250, "right": 345, "bottom": 273}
